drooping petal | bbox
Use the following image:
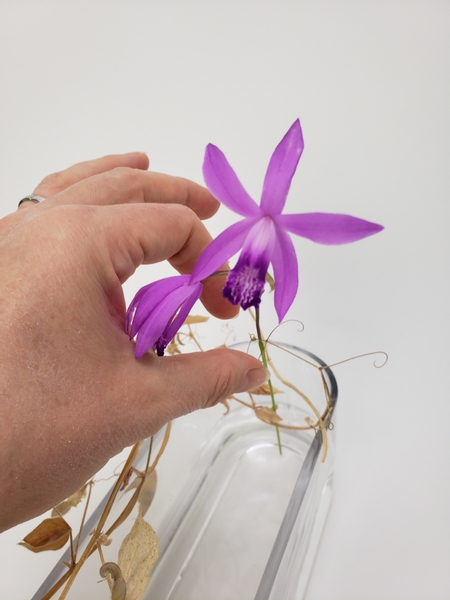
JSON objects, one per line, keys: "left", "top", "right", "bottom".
{"left": 271, "top": 225, "right": 299, "bottom": 322}
{"left": 134, "top": 283, "right": 193, "bottom": 358}
{"left": 157, "top": 282, "right": 203, "bottom": 355}
{"left": 203, "top": 144, "right": 261, "bottom": 218}
{"left": 278, "top": 212, "right": 384, "bottom": 245}
{"left": 223, "top": 217, "right": 276, "bottom": 310}
{"left": 260, "top": 119, "right": 304, "bottom": 215}
{"left": 126, "top": 275, "right": 191, "bottom": 339}
{"left": 191, "top": 218, "right": 256, "bottom": 283}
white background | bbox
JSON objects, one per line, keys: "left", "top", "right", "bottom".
{"left": 0, "top": 1, "right": 449, "bottom": 598}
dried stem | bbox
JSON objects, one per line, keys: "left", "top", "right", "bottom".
{"left": 269, "top": 359, "right": 329, "bottom": 461}
{"left": 56, "top": 442, "right": 142, "bottom": 599}
{"left": 96, "top": 544, "right": 112, "bottom": 593}
{"left": 75, "top": 481, "right": 93, "bottom": 560}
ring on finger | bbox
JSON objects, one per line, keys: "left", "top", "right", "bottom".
{"left": 18, "top": 195, "right": 46, "bottom": 208}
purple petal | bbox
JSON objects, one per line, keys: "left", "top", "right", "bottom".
{"left": 260, "top": 120, "right": 304, "bottom": 215}
{"left": 271, "top": 225, "right": 299, "bottom": 322}
{"left": 134, "top": 284, "right": 192, "bottom": 358}
{"left": 223, "top": 217, "right": 276, "bottom": 310}
{"left": 203, "top": 144, "right": 261, "bottom": 218}
{"left": 191, "top": 218, "right": 256, "bottom": 283}
{"left": 161, "top": 282, "right": 203, "bottom": 352}
{"left": 278, "top": 212, "right": 384, "bottom": 245}
{"left": 126, "top": 275, "right": 191, "bottom": 339}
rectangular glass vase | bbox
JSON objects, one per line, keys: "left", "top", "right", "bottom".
{"left": 35, "top": 343, "right": 337, "bottom": 600}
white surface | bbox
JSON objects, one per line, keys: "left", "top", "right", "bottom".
{"left": 0, "top": 1, "right": 449, "bottom": 599}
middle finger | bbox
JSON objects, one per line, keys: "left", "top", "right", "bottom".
{"left": 33, "top": 152, "right": 149, "bottom": 199}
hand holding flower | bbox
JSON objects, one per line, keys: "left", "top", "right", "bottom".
{"left": 0, "top": 154, "right": 267, "bottom": 532}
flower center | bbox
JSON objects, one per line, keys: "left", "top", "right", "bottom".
{"left": 223, "top": 264, "right": 265, "bottom": 310}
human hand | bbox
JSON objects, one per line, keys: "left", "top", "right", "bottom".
{"left": 0, "top": 153, "right": 268, "bottom": 531}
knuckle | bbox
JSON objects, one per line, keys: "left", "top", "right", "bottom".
{"left": 206, "top": 363, "right": 235, "bottom": 407}
{"left": 36, "top": 170, "right": 67, "bottom": 194}
{"left": 110, "top": 166, "right": 136, "bottom": 180}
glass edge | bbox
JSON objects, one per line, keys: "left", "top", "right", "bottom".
{"left": 253, "top": 344, "right": 338, "bottom": 600}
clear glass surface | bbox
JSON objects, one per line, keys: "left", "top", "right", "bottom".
{"left": 34, "top": 342, "right": 337, "bottom": 600}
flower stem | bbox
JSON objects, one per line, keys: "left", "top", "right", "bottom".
{"left": 254, "top": 307, "right": 282, "bottom": 454}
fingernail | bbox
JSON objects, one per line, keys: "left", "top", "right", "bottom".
{"left": 236, "top": 367, "right": 270, "bottom": 393}
{"left": 123, "top": 151, "right": 149, "bottom": 160}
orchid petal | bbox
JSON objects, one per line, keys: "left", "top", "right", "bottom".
{"left": 134, "top": 284, "right": 192, "bottom": 358}
{"left": 191, "top": 218, "right": 256, "bottom": 283}
{"left": 162, "top": 282, "right": 203, "bottom": 347}
{"left": 203, "top": 144, "right": 261, "bottom": 218}
{"left": 127, "top": 275, "right": 191, "bottom": 339}
{"left": 278, "top": 212, "right": 384, "bottom": 245}
{"left": 271, "top": 225, "right": 299, "bottom": 322}
{"left": 260, "top": 119, "right": 304, "bottom": 215}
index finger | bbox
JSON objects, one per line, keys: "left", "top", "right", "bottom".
{"left": 43, "top": 167, "right": 220, "bottom": 220}
{"left": 96, "top": 202, "right": 237, "bottom": 320}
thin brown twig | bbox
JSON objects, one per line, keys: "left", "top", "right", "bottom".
{"left": 56, "top": 442, "right": 142, "bottom": 599}
{"left": 74, "top": 481, "right": 93, "bottom": 560}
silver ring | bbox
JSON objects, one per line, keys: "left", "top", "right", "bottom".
{"left": 18, "top": 195, "right": 45, "bottom": 208}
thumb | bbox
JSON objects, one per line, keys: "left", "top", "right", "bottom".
{"left": 123, "top": 348, "right": 269, "bottom": 439}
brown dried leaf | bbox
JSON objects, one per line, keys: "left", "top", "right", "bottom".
{"left": 118, "top": 516, "right": 159, "bottom": 600}
{"left": 249, "top": 382, "right": 282, "bottom": 395}
{"left": 19, "top": 517, "right": 71, "bottom": 553}
{"left": 51, "top": 482, "right": 89, "bottom": 517}
{"left": 184, "top": 315, "right": 209, "bottom": 324}
{"left": 254, "top": 406, "right": 283, "bottom": 426}
{"left": 138, "top": 470, "right": 157, "bottom": 517}
{"left": 165, "top": 338, "right": 181, "bottom": 355}
{"left": 123, "top": 471, "right": 143, "bottom": 495}
{"left": 100, "top": 562, "right": 127, "bottom": 600}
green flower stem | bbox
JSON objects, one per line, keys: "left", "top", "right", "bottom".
{"left": 255, "top": 307, "right": 282, "bottom": 454}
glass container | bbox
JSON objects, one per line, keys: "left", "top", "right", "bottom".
{"left": 34, "top": 342, "right": 337, "bottom": 600}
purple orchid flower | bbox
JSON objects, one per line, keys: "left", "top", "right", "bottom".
{"left": 190, "top": 119, "right": 384, "bottom": 321}
{"left": 127, "top": 118, "right": 383, "bottom": 358}
{"left": 126, "top": 275, "right": 202, "bottom": 358}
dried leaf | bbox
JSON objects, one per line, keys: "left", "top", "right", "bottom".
{"left": 254, "top": 406, "right": 283, "bottom": 426}
{"left": 249, "top": 383, "right": 282, "bottom": 395}
{"left": 124, "top": 469, "right": 157, "bottom": 516}
{"left": 118, "top": 516, "right": 159, "bottom": 600}
{"left": 19, "top": 517, "right": 71, "bottom": 553}
{"left": 138, "top": 470, "right": 157, "bottom": 517}
{"left": 184, "top": 315, "right": 209, "bottom": 324}
{"left": 165, "top": 338, "right": 181, "bottom": 355}
{"left": 123, "top": 467, "right": 147, "bottom": 495}
{"left": 51, "top": 482, "right": 89, "bottom": 517}
{"left": 100, "top": 562, "right": 127, "bottom": 600}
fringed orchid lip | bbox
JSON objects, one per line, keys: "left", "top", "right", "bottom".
{"left": 223, "top": 217, "right": 276, "bottom": 310}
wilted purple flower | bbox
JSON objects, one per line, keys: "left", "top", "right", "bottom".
{"left": 126, "top": 275, "right": 202, "bottom": 358}
{"left": 191, "top": 119, "right": 383, "bottom": 321}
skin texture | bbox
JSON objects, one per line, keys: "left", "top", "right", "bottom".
{"left": 0, "top": 153, "right": 268, "bottom": 532}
